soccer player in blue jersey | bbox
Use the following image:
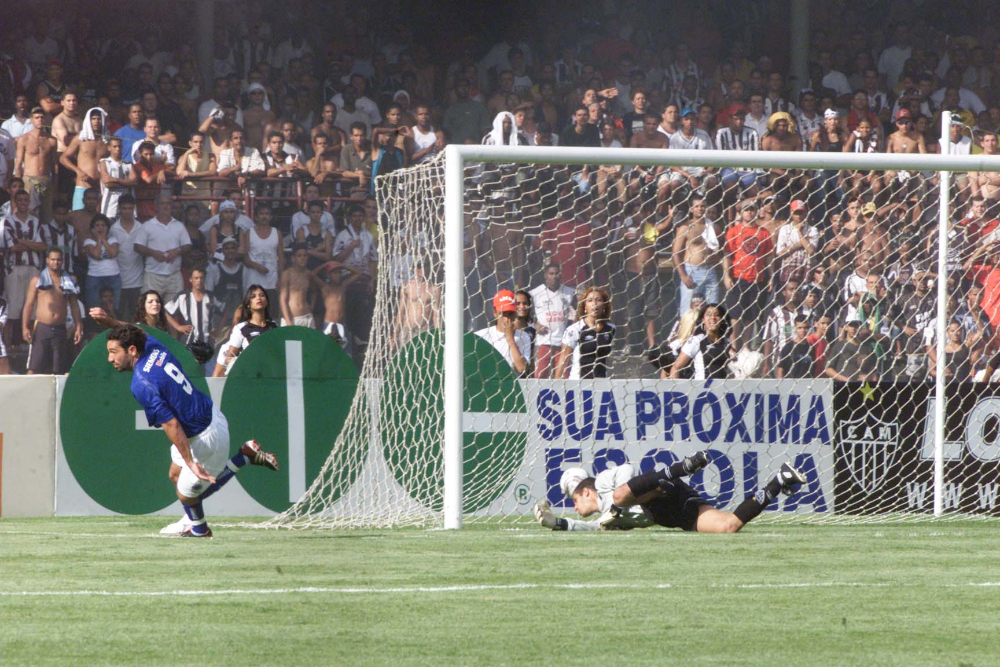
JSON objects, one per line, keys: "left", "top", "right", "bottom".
{"left": 101, "top": 321, "right": 280, "bottom": 537}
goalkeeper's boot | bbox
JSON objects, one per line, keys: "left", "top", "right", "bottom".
{"left": 179, "top": 526, "right": 213, "bottom": 538}
{"left": 776, "top": 462, "right": 807, "bottom": 496}
{"left": 683, "top": 450, "right": 710, "bottom": 475}
{"left": 240, "top": 439, "right": 281, "bottom": 471}
{"left": 657, "top": 450, "right": 710, "bottom": 491}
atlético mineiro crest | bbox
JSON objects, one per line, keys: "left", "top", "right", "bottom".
{"left": 837, "top": 416, "right": 899, "bottom": 493}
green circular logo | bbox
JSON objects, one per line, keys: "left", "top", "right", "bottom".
{"left": 379, "top": 331, "right": 527, "bottom": 513}
{"left": 60, "top": 327, "right": 209, "bottom": 514}
{"left": 220, "top": 326, "right": 362, "bottom": 512}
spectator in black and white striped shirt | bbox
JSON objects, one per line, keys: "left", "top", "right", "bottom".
{"left": 716, "top": 108, "right": 762, "bottom": 201}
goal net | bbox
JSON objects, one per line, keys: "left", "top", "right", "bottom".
{"left": 265, "top": 129, "right": 1000, "bottom": 529}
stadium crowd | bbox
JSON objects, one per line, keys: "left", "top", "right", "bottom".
{"left": 0, "top": 0, "right": 998, "bottom": 381}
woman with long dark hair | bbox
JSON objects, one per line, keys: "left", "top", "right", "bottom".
{"left": 215, "top": 284, "right": 277, "bottom": 376}
{"left": 133, "top": 289, "right": 187, "bottom": 334}
{"left": 88, "top": 289, "right": 187, "bottom": 339}
{"left": 555, "top": 287, "right": 616, "bottom": 380}
{"left": 671, "top": 302, "right": 733, "bottom": 380}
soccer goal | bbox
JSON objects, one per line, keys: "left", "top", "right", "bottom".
{"left": 264, "top": 112, "right": 1000, "bottom": 529}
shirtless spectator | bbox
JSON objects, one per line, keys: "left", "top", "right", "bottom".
{"left": 626, "top": 113, "right": 669, "bottom": 200}
{"left": 1, "top": 190, "right": 46, "bottom": 347}
{"left": 60, "top": 108, "right": 109, "bottom": 211}
{"left": 969, "top": 132, "right": 1000, "bottom": 216}
{"left": 22, "top": 247, "right": 82, "bottom": 374}
{"left": 197, "top": 101, "right": 241, "bottom": 156}
{"left": 241, "top": 84, "right": 275, "bottom": 154}
{"left": 279, "top": 244, "right": 323, "bottom": 328}
{"left": 394, "top": 259, "right": 441, "bottom": 348}
{"left": 217, "top": 128, "right": 265, "bottom": 190}
{"left": 884, "top": 109, "right": 926, "bottom": 190}
{"left": 672, "top": 196, "right": 722, "bottom": 316}
{"left": 308, "top": 133, "right": 343, "bottom": 196}
{"left": 760, "top": 112, "right": 803, "bottom": 197}
{"left": 14, "top": 107, "right": 58, "bottom": 224}
{"left": 310, "top": 104, "right": 346, "bottom": 151}
{"left": 51, "top": 91, "right": 83, "bottom": 195}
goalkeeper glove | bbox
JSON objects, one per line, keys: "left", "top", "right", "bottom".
{"left": 598, "top": 503, "right": 626, "bottom": 530}
{"left": 533, "top": 500, "right": 568, "bottom": 530}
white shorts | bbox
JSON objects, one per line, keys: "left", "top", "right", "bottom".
{"left": 171, "top": 407, "right": 231, "bottom": 499}
{"left": 281, "top": 314, "right": 316, "bottom": 328}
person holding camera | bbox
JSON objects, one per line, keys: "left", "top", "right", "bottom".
{"left": 165, "top": 266, "right": 217, "bottom": 375}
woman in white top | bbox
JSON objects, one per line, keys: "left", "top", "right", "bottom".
{"left": 242, "top": 205, "right": 283, "bottom": 303}
{"left": 213, "top": 284, "right": 278, "bottom": 377}
{"left": 555, "top": 287, "right": 616, "bottom": 380}
{"left": 83, "top": 214, "right": 121, "bottom": 311}
{"left": 671, "top": 303, "right": 734, "bottom": 380}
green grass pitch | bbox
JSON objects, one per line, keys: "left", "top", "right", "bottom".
{"left": 1, "top": 517, "right": 999, "bottom": 666}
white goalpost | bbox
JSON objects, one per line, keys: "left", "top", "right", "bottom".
{"left": 265, "top": 112, "right": 1000, "bottom": 530}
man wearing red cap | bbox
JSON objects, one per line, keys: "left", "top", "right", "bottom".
{"left": 474, "top": 289, "right": 531, "bottom": 376}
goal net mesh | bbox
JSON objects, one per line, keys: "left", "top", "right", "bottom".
{"left": 264, "top": 148, "right": 1000, "bottom": 529}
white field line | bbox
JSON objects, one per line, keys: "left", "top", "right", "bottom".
{"left": 2, "top": 581, "right": 1000, "bottom": 598}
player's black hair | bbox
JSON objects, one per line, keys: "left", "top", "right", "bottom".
{"left": 135, "top": 290, "right": 169, "bottom": 331}
{"left": 572, "top": 477, "right": 597, "bottom": 496}
{"left": 240, "top": 284, "right": 271, "bottom": 322}
{"left": 107, "top": 323, "right": 147, "bottom": 354}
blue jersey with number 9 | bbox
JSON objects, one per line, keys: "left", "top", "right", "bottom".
{"left": 131, "top": 341, "right": 213, "bottom": 437}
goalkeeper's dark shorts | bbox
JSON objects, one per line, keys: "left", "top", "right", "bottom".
{"left": 630, "top": 476, "right": 710, "bottom": 532}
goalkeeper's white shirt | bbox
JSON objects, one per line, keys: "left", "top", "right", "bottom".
{"left": 564, "top": 463, "right": 654, "bottom": 531}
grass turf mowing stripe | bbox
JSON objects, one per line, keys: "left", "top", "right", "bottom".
{"left": 7, "top": 580, "right": 1000, "bottom": 597}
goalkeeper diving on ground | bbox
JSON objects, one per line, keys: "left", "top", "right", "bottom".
{"left": 534, "top": 453, "right": 806, "bottom": 533}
